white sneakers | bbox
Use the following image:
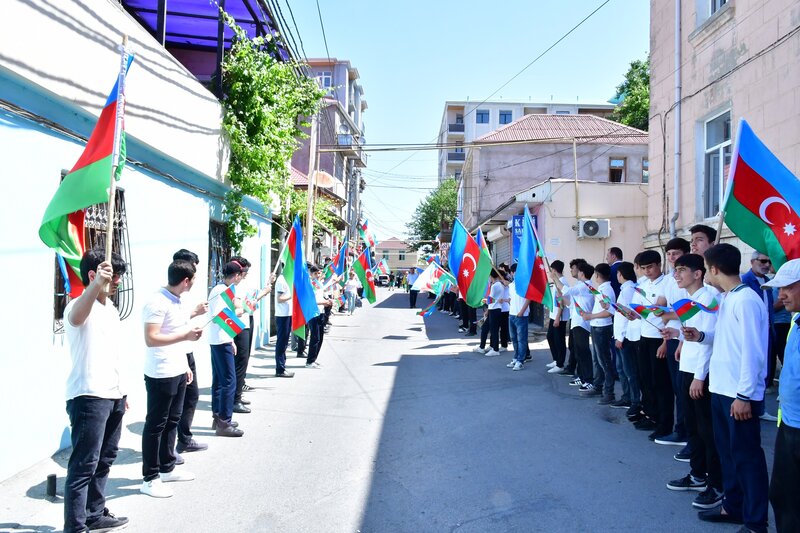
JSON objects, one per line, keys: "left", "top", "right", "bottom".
{"left": 305, "top": 362, "right": 321, "bottom": 369}
{"left": 547, "top": 365, "right": 564, "bottom": 374}
{"left": 499, "top": 346, "right": 507, "bottom": 352}
{"left": 160, "top": 470, "right": 196, "bottom": 482}
{"left": 141, "top": 478, "right": 173, "bottom": 498}
{"left": 506, "top": 360, "right": 516, "bottom": 368}
{"left": 546, "top": 361, "right": 557, "bottom": 369}
{"left": 512, "top": 361, "right": 523, "bottom": 371}
{"left": 473, "top": 346, "right": 487, "bottom": 354}
{"left": 484, "top": 349, "right": 500, "bottom": 357}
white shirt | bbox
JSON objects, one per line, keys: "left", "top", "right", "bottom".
{"left": 207, "top": 283, "right": 237, "bottom": 345}
{"left": 639, "top": 274, "right": 668, "bottom": 339}
{"left": 663, "top": 274, "right": 686, "bottom": 331}
{"left": 625, "top": 277, "right": 648, "bottom": 341}
{"left": 706, "top": 285, "right": 769, "bottom": 400}
{"left": 508, "top": 281, "right": 529, "bottom": 316}
{"left": 315, "top": 286, "right": 326, "bottom": 313}
{"left": 64, "top": 298, "right": 125, "bottom": 400}
{"left": 678, "top": 286, "right": 717, "bottom": 380}
{"left": 500, "top": 284, "right": 511, "bottom": 312}
{"left": 589, "top": 281, "right": 616, "bottom": 328}
{"left": 488, "top": 281, "right": 504, "bottom": 310}
{"left": 142, "top": 288, "right": 192, "bottom": 379}
{"left": 344, "top": 277, "right": 359, "bottom": 293}
{"left": 614, "top": 280, "right": 636, "bottom": 342}
{"left": 549, "top": 277, "right": 571, "bottom": 320}
{"left": 563, "top": 281, "right": 594, "bottom": 331}
{"left": 274, "top": 276, "right": 291, "bottom": 317}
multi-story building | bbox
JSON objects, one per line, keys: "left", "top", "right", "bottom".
{"left": 647, "top": 0, "right": 800, "bottom": 249}
{"left": 375, "top": 237, "right": 419, "bottom": 274}
{"left": 438, "top": 100, "right": 616, "bottom": 183}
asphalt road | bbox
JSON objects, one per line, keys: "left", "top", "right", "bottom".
{"left": 0, "top": 287, "right": 779, "bottom": 532}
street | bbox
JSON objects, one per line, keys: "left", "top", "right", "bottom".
{"left": 0, "top": 288, "right": 778, "bottom": 532}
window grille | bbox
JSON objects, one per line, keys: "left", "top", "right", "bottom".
{"left": 208, "top": 220, "right": 231, "bottom": 290}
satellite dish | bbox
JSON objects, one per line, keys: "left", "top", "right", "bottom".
{"left": 338, "top": 124, "right": 351, "bottom": 135}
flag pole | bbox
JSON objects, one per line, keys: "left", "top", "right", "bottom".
{"left": 715, "top": 118, "right": 743, "bottom": 243}
{"left": 526, "top": 205, "right": 561, "bottom": 299}
{"left": 271, "top": 234, "right": 291, "bottom": 277}
{"left": 104, "top": 35, "right": 130, "bottom": 273}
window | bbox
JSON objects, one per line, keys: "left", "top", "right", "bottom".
{"left": 382, "top": 250, "right": 389, "bottom": 260}
{"left": 642, "top": 158, "right": 649, "bottom": 184}
{"left": 476, "top": 110, "right": 489, "bottom": 124}
{"left": 454, "top": 171, "right": 462, "bottom": 180}
{"left": 53, "top": 186, "right": 134, "bottom": 332}
{"left": 399, "top": 252, "right": 406, "bottom": 261}
{"left": 609, "top": 158, "right": 626, "bottom": 183}
{"left": 208, "top": 220, "right": 231, "bottom": 290}
{"left": 499, "top": 110, "right": 512, "bottom": 125}
{"left": 317, "top": 71, "right": 332, "bottom": 89}
{"left": 455, "top": 113, "right": 464, "bottom": 124}
{"left": 710, "top": 0, "right": 727, "bottom": 15}
{"left": 703, "top": 111, "right": 732, "bottom": 218}
{"left": 454, "top": 141, "right": 464, "bottom": 154}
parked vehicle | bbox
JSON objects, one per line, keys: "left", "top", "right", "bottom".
{"left": 377, "top": 274, "right": 390, "bottom": 286}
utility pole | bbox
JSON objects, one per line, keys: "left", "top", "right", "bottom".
{"left": 305, "top": 114, "right": 318, "bottom": 259}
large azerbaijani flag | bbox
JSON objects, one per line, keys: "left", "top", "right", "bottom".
{"left": 279, "top": 215, "right": 320, "bottom": 338}
{"left": 514, "top": 206, "right": 553, "bottom": 309}
{"left": 358, "top": 219, "right": 376, "bottom": 249}
{"left": 353, "top": 249, "right": 377, "bottom": 303}
{"left": 39, "top": 54, "right": 134, "bottom": 297}
{"left": 448, "top": 219, "right": 492, "bottom": 307}
{"left": 333, "top": 238, "right": 348, "bottom": 276}
{"left": 722, "top": 119, "right": 800, "bottom": 268}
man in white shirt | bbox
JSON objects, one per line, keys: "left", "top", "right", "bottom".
{"left": 614, "top": 262, "right": 641, "bottom": 414}
{"left": 408, "top": 268, "right": 420, "bottom": 308}
{"left": 475, "top": 270, "right": 503, "bottom": 357}
{"left": 140, "top": 260, "right": 203, "bottom": 498}
{"left": 63, "top": 250, "right": 129, "bottom": 533}
{"left": 274, "top": 273, "right": 294, "bottom": 377}
{"left": 690, "top": 244, "right": 769, "bottom": 531}
{"left": 579, "top": 263, "right": 617, "bottom": 403}
{"left": 546, "top": 260, "right": 569, "bottom": 373}
{"left": 506, "top": 264, "right": 530, "bottom": 371}
{"left": 661, "top": 253, "right": 723, "bottom": 510}
{"left": 306, "top": 265, "right": 332, "bottom": 368}
{"left": 552, "top": 261, "right": 595, "bottom": 390}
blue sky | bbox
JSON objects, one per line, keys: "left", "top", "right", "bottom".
{"left": 285, "top": 0, "right": 650, "bottom": 241}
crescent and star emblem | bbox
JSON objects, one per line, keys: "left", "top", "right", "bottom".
{"left": 758, "top": 196, "right": 790, "bottom": 225}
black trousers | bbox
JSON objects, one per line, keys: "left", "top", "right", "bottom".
{"left": 572, "top": 327, "right": 592, "bottom": 384}
{"left": 488, "top": 308, "right": 501, "bottom": 351}
{"left": 233, "top": 317, "right": 254, "bottom": 403}
{"left": 499, "top": 311, "right": 510, "bottom": 348}
{"left": 650, "top": 340, "right": 675, "bottom": 435}
{"left": 770, "top": 423, "right": 800, "bottom": 533}
{"left": 681, "top": 371, "right": 722, "bottom": 490}
{"left": 546, "top": 319, "right": 567, "bottom": 366}
{"left": 177, "top": 352, "right": 198, "bottom": 446}
{"left": 565, "top": 324, "right": 577, "bottom": 373}
{"left": 142, "top": 374, "right": 186, "bottom": 481}
{"left": 638, "top": 337, "right": 660, "bottom": 422}
{"left": 306, "top": 316, "right": 325, "bottom": 364}
{"left": 409, "top": 289, "right": 419, "bottom": 308}
{"left": 460, "top": 300, "right": 470, "bottom": 328}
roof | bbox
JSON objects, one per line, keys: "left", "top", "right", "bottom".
{"left": 476, "top": 114, "right": 647, "bottom": 145}
{"left": 290, "top": 166, "right": 308, "bottom": 185}
{"left": 376, "top": 237, "right": 409, "bottom": 250}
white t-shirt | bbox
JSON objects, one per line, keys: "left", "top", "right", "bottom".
{"left": 344, "top": 277, "right": 359, "bottom": 293}
{"left": 639, "top": 274, "right": 668, "bottom": 339}
{"left": 508, "top": 281, "right": 529, "bottom": 317}
{"left": 207, "top": 283, "right": 237, "bottom": 345}
{"left": 548, "top": 277, "right": 571, "bottom": 321}
{"left": 589, "top": 281, "right": 616, "bottom": 328}
{"left": 678, "top": 286, "right": 717, "bottom": 380}
{"left": 142, "top": 288, "right": 192, "bottom": 379}
{"left": 500, "top": 284, "right": 511, "bottom": 312}
{"left": 663, "top": 274, "right": 686, "bottom": 331}
{"left": 274, "top": 276, "right": 291, "bottom": 317}
{"left": 64, "top": 297, "right": 125, "bottom": 400}
{"left": 488, "top": 281, "right": 504, "bottom": 310}
{"left": 625, "top": 277, "right": 648, "bottom": 341}
{"left": 615, "top": 280, "right": 636, "bottom": 342}
{"left": 563, "top": 281, "right": 593, "bottom": 331}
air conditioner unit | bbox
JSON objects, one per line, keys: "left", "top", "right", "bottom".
{"left": 577, "top": 218, "right": 610, "bottom": 239}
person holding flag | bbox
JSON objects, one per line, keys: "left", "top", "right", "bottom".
{"left": 551, "top": 261, "right": 595, "bottom": 393}
{"left": 207, "top": 262, "right": 246, "bottom": 437}
{"left": 273, "top": 271, "right": 295, "bottom": 378}
{"left": 306, "top": 265, "right": 333, "bottom": 369}
{"left": 579, "top": 264, "right": 617, "bottom": 404}
{"left": 613, "top": 262, "right": 642, "bottom": 414}
{"left": 506, "top": 263, "right": 530, "bottom": 371}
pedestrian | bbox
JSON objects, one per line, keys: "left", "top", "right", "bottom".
{"left": 545, "top": 260, "right": 569, "bottom": 374}
{"left": 742, "top": 252, "right": 776, "bottom": 400}
{"left": 473, "top": 270, "right": 502, "bottom": 357}
{"left": 229, "top": 256, "right": 254, "bottom": 415}
{"left": 273, "top": 272, "right": 295, "bottom": 378}
{"left": 762, "top": 258, "right": 800, "bottom": 533}
{"left": 499, "top": 272, "right": 511, "bottom": 351}
{"left": 140, "top": 259, "right": 203, "bottom": 498}
{"left": 689, "top": 224, "right": 716, "bottom": 255}
{"left": 506, "top": 264, "right": 529, "bottom": 371}
{"left": 306, "top": 265, "right": 332, "bottom": 369}
{"left": 607, "top": 246, "right": 624, "bottom": 298}
{"left": 579, "top": 263, "right": 617, "bottom": 404}
{"left": 62, "top": 249, "right": 129, "bottom": 533}
{"left": 408, "top": 268, "right": 420, "bottom": 307}
{"left": 344, "top": 271, "right": 359, "bottom": 315}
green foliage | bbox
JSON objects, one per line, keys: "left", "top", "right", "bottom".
{"left": 287, "top": 189, "right": 341, "bottom": 241}
{"left": 610, "top": 57, "right": 650, "bottom": 131}
{"left": 406, "top": 179, "right": 458, "bottom": 251}
{"left": 220, "top": 13, "right": 326, "bottom": 250}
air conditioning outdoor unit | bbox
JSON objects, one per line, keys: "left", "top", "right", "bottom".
{"left": 577, "top": 218, "right": 610, "bottom": 239}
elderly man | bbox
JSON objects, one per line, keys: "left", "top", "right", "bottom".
{"left": 763, "top": 259, "right": 800, "bottom": 533}
{"left": 743, "top": 251, "right": 777, "bottom": 421}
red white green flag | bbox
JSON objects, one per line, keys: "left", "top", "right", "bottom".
{"left": 212, "top": 307, "right": 246, "bottom": 337}
{"left": 353, "top": 249, "right": 377, "bottom": 303}
{"left": 358, "top": 219, "right": 376, "bottom": 249}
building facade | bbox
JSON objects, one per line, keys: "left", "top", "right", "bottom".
{"left": 375, "top": 238, "right": 420, "bottom": 274}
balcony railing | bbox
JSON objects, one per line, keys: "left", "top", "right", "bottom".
{"left": 447, "top": 152, "right": 466, "bottom": 162}
{"left": 337, "top": 133, "right": 367, "bottom": 167}
{"left": 448, "top": 123, "right": 465, "bottom": 133}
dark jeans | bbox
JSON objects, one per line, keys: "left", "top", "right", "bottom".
{"left": 210, "top": 343, "right": 236, "bottom": 422}
{"left": 499, "top": 311, "right": 510, "bottom": 348}
{"left": 572, "top": 327, "right": 592, "bottom": 384}
{"left": 460, "top": 300, "right": 469, "bottom": 328}
{"left": 178, "top": 352, "right": 198, "bottom": 446}
{"left": 275, "top": 315, "right": 291, "bottom": 374}
{"left": 142, "top": 374, "right": 186, "bottom": 481}
{"left": 565, "top": 324, "right": 577, "bottom": 374}
{"left": 619, "top": 339, "right": 641, "bottom": 406}
{"left": 680, "top": 372, "right": 722, "bottom": 490}
{"left": 590, "top": 325, "right": 615, "bottom": 398}
{"left": 409, "top": 289, "right": 419, "bottom": 308}
{"left": 546, "top": 319, "right": 567, "bottom": 367}
{"left": 64, "top": 396, "right": 126, "bottom": 533}
{"left": 711, "top": 393, "right": 769, "bottom": 533}
{"left": 233, "top": 320, "right": 253, "bottom": 403}
{"left": 770, "top": 322, "right": 791, "bottom": 387}
{"left": 465, "top": 304, "right": 477, "bottom": 334}
{"left": 306, "top": 316, "right": 325, "bottom": 364}
{"left": 770, "top": 423, "right": 800, "bottom": 533}
{"left": 295, "top": 329, "right": 305, "bottom": 356}
{"left": 487, "top": 308, "right": 501, "bottom": 351}
{"left": 665, "top": 339, "right": 686, "bottom": 437}
{"left": 638, "top": 337, "right": 660, "bottom": 423}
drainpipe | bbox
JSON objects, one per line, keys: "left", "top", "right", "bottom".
{"left": 669, "top": 0, "right": 682, "bottom": 237}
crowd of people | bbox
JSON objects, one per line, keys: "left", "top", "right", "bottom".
{"left": 426, "top": 224, "right": 797, "bottom": 533}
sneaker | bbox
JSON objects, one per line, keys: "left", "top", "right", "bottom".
{"left": 625, "top": 405, "right": 640, "bottom": 418}
{"left": 597, "top": 396, "right": 615, "bottom": 405}
{"left": 654, "top": 433, "right": 689, "bottom": 446}
{"left": 465, "top": 332, "right": 477, "bottom": 337}
{"left": 524, "top": 354, "right": 532, "bottom": 362}
{"left": 580, "top": 388, "right": 601, "bottom": 398}
{"left": 473, "top": 346, "right": 487, "bottom": 354}
{"left": 568, "top": 377, "right": 583, "bottom": 387}
{"left": 275, "top": 371, "right": 295, "bottom": 378}
{"left": 141, "top": 478, "right": 173, "bottom": 498}
{"left": 512, "top": 361, "right": 523, "bottom": 371}
{"left": 160, "top": 470, "right": 195, "bottom": 482}
{"left": 241, "top": 383, "right": 254, "bottom": 392}
{"left": 546, "top": 361, "right": 557, "bottom": 369}
{"left": 578, "top": 383, "right": 593, "bottom": 391}
{"left": 760, "top": 412, "right": 778, "bottom": 422}
{"left": 649, "top": 431, "right": 670, "bottom": 441}
{"left": 458, "top": 327, "right": 466, "bottom": 333}
{"left": 547, "top": 366, "right": 564, "bottom": 374}
{"left": 87, "top": 508, "right": 129, "bottom": 532}
{"left": 176, "top": 439, "right": 208, "bottom": 454}
{"left": 499, "top": 346, "right": 508, "bottom": 352}
{"left": 215, "top": 425, "right": 244, "bottom": 437}
{"left": 634, "top": 419, "right": 657, "bottom": 431}
{"left": 610, "top": 399, "right": 631, "bottom": 409}
{"left": 692, "top": 487, "right": 723, "bottom": 509}
{"left": 174, "top": 453, "right": 184, "bottom": 466}
{"left": 506, "top": 360, "right": 516, "bottom": 368}
{"left": 305, "top": 362, "right": 321, "bottom": 369}
{"left": 484, "top": 349, "right": 500, "bottom": 357}
{"left": 674, "top": 450, "right": 692, "bottom": 463}
{"left": 666, "top": 474, "right": 706, "bottom": 492}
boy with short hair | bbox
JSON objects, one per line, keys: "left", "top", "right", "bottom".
{"left": 552, "top": 261, "right": 595, "bottom": 391}
{"left": 579, "top": 263, "right": 617, "bottom": 403}
{"left": 546, "top": 260, "right": 569, "bottom": 373}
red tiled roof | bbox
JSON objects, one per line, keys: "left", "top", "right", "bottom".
{"left": 376, "top": 237, "right": 409, "bottom": 250}
{"left": 476, "top": 114, "right": 647, "bottom": 145}
{"left": 290, "top": 166, "right": 308, "bottom": 185}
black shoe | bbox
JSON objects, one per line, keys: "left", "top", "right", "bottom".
{"left": 233, "top": 403, "right": 251, "bottom": 414}
{"left": 597, "top": 396, "right": 615, "bottom": 405}
{"left": 666, "top": 474, "right": 706, "bottom": 491}
{"left": 275, "top": 371, "right": 295, "bottom": 378}
{"left": 174, "top": 452, "right": 184, "bottom": 465}
{"left": 296, "top": 352, "right": 306, "bottom": 358}
{"left": 692, "top": 487, "right": 723, "bottom": 509}
{"left": 625, "top": 405, "right": 641, "bottom": 418}
{"left": 215, "top": 425, "right": 244, "bottom": 437}
{"left": 242, "top": 383, "right": 254, "bottom": 392}
{"left": 176, "top": 439, "right": 208, "bottom": 453}
{"left": 524, "top": 355, "right": 533, "bottom": 362}
{"left": 465, "top": 332, "right": 477, "bottom": 337}
{"left": 697, "top": 507, "right": 743, "bottom": 524}
{"left": 239, "top": 397, "right": 251, "bottom": 405}
{"left": 674, "top": 449, "right": 692, "bottom": 463}
{"left": 634, "top": 419, "right": 657, "bottom": 431}
{"left": 87, "top": 508, "right": 129, "bottom": 532}
{"left": 610, "top": 399, "right": 631, "bottom": 409}
{"left": 648, "top": 431, "right": 670, "bottom": 441}
{"left": 557, "top": 368, "right": 573, "bottom": 376}
{"left": 212, "top": 417, "right": 239, "bottom": 429}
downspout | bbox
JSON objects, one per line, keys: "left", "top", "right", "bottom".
{"left": 669, "top": 0, "right": 682, "bottom": 236}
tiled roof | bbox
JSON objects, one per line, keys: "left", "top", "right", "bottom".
{"left": 476, "top": 114, "right": 647, "bottom": 145}
{"left": 290, "top": 166, "right": 308, "bottom": 185}
{"left": 376, "top": 237, "right": 409, "bottom": 250}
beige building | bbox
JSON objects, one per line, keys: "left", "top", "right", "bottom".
{"left": 375, "top": 237, "right": 419, "bottom": 274}
{"left": 647, "top": 0, "right": 800, "bottom": 249}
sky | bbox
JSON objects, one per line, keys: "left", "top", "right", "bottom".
{"left": 284, "top": 0, "right": 650, "bottom": 242}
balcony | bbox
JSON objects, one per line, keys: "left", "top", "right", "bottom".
{"left": 447, "top": 151, "right": 466, "bottom": 162}
{"left": 448, "top": 123, "right": 465, "bottom": 134}
{"left": 337, "top": 133, "right": 367, "bottom": 167}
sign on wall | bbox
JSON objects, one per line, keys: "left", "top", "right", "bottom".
{"left": 511, "top": 214, "right": 537, "bottom": 261}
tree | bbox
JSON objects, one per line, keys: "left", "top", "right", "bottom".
{"left": 610, "top": 57, "right": 650, "bottom": 131}
{"left": 406, "top": 179, "right": 457, "bottom": 250}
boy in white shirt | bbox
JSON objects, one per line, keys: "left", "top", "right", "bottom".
{"left": 551, "top": 261, "right": 595, "bottom": 390}
{"left": 579, "top": 263, "right": 617, "bottom": 403}
{"left": 614, "top": 262, "right": 641, "bottom": 414}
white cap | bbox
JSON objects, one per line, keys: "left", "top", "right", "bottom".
{"left": 762, "top": 258, "right": 800, "bottom": 288}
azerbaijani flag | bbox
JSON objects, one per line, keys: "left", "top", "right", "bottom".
{"left": 377, "top": 258, "right": 390, "bottom": 276}
{"left": 333, "top": 238, "right": 348, "bottom": 276}
{"left": 722, "top": 119, "right": 800, "bottom": 269}
{"left": 584, "top": 281, "right": 612, "bottom": 305}
{"left": 448, "top": 219, "right": 492, "bottom": 307}
{"left": 213, "top": 307, "right": 247, "bottom": 338}
{"left": 39, "top": 54, "right": 134, "bottom": 297}
{"left": 279, "top": 215, "right": 320, "bottom": 338}
{"left": 611, "top": 302, "right": 642, "bottom": 321}
{"left": 359, "top": 219, "right": 376, "bottom": 249}
{"left": 514, "top": 207, "right": 550, "bottom": 306}
{"left": 353, "top": 249, "right": 377, "bottom": 303}
{"left": 672, "top": 297, "right": 719, "bottom": 323}
{"left": 220, "top": 285, "right": 236, "bottom": 309}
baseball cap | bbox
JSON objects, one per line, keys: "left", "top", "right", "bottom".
{"left": 762, "top": 258, "right": 800, "bottom": 288}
